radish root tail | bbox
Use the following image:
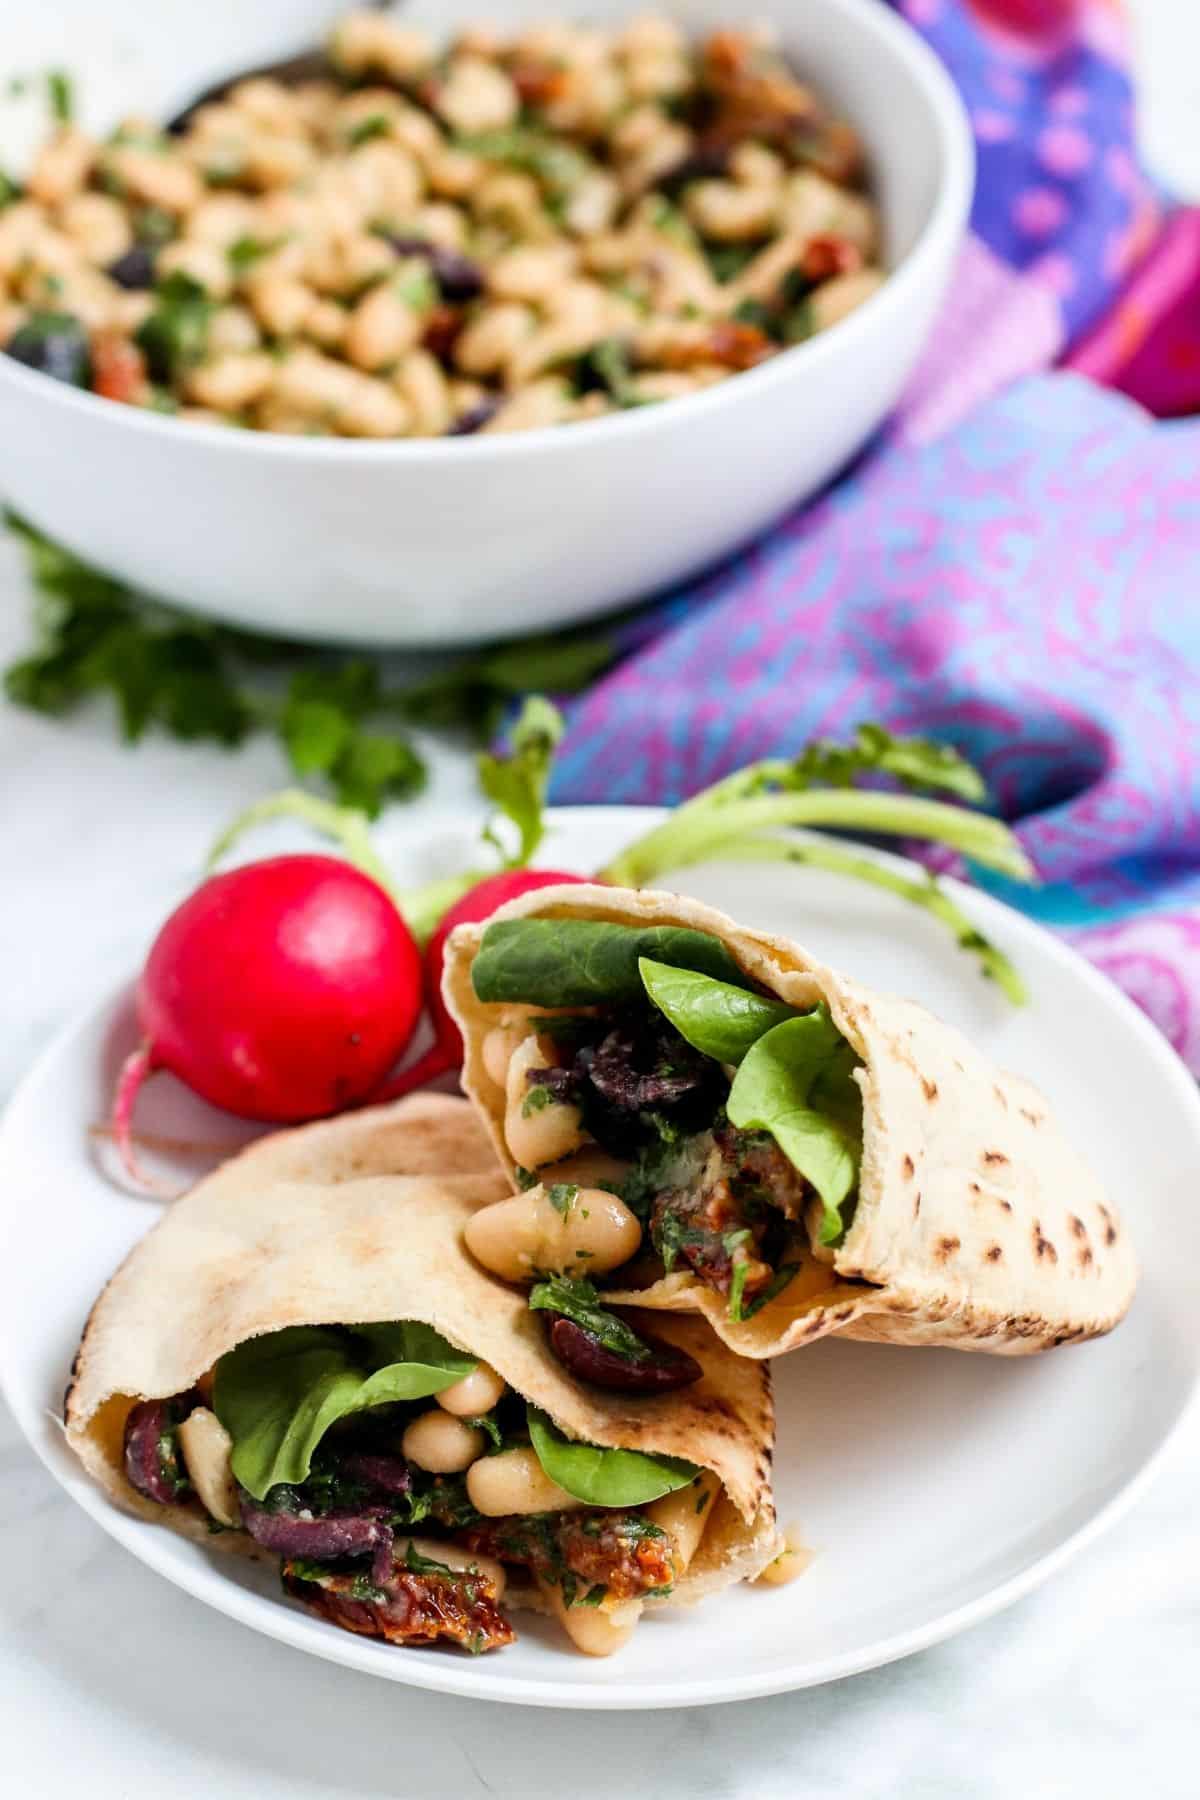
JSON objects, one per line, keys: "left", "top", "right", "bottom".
{"left": 109, "top": 1044, "right": 182, "bottom": 1200}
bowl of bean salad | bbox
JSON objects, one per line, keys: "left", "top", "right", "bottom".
{"left": 0, "top": 2, "right": 972, "bottom": 645}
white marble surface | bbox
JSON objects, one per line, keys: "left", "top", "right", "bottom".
{"left": 2, "top": 535, "right": 1200, "bottom": 1793}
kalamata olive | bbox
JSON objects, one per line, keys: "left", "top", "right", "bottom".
{"left": 5, "top": 311, "right": 91, "bottom": 387}
{"left": 384, "top": 236, "right": 485, "bottom": 302}
{"left": 107, "top": 244, "right": 158, "bottom": 290}
{"left": 123, "top": 1396, "right": 191, "bottom": 1504}
{"left": 238, "top": 1495, "right": 390, "bottom": 1560}
{"left": 446, "top": 398, "right": 498, "bottom": 436}
{"left": 339, "top": 1453, "right": 412, "bottom": 1497}
{"left": 547, "top": 1316, "right": 703, "bottom": 1394}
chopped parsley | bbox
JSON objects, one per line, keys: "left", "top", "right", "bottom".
{"left": 528, "top": 1273, "right": 653, "bottom": 1362}
{"left": 546, "top": 1182, "right": 579, "bottom": 1218}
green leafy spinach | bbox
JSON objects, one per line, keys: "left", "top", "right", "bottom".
{"left": 213, "top": 1321, "right": 477, "bottom": 1501}
{"left": 639, "top": 957, "right": 795, "bottom": 1064}
{"left": 471, "top": 919, "right": 752, "bottom": 1007}
{"left": 726, "top": 1006, "right": 862, "bottom": 1246}
{"left": 526, "top": 1406, "right": 698, "bottom": 1506}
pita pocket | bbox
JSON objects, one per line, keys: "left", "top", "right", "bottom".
{"left": 442, "top": 885, "right": 1137, "bottom": 1360}
{"left": 66, "top": 1094, "right": 779, "bottom": 1658}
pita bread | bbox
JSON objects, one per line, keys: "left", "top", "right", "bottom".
{"left": 443, "top": 885, "right": 1137, "bottom": 1360}
{"left": 65, "top": 1094, "right": 779, "bottom": 1614}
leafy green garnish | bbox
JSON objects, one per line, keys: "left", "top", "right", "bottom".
{"left": 135, "top": 271, "right": 216, "bottom": 382}
{"left": 213, "top": 1322, "right": 477, "bottom": 1500}
{"left": 568, "top": 337, "right": 644, "bottom": 409}
{"left": 399, "top": 631, "right": 617, "bottom": 742}
{"left": 478, "top": 694, "right": 565, "bottom": 867}
{"left": 639, "top": 958, "right": 794, "bottom": 1065}
{"left": 3, "top": 518, "right": 428, "bottom": 815}
{"left": 468, "top": 1412, "right": 505, "bottom": 1453}
{"left": 461, "top": 128, "right": 593, "bottom": 204}
{"left": 526, "top": 1406, "right": 698, "bottom": 1506}
{"left": 227, "top": 234, "right": 285, "bottom": 274}
{"left": 528, "top": 1274, "right": 652, "bottom": 1362}
{"left": 47, "top": 69, "right": 73, "bottom": 124}
{"left": 522, "top": 1084, "right": 553, "bottom": 1118}
{"left": 545, "top": 1182, "right": 580, "bottom": 1218}
{"left": 726, "top": 1006, "right": 862, "bottom": 1246}
{"left": 471, "top": 919, "right": 753, "bottom": 1007}
{"left": 620, "top": 1114, "right": 704, "bottom": 1222}
{"left": 403, "top": 1541, "right": 458, "bottom": 1578}
{"left": 653, "top": 1205, "right": 710, "bottom": 1276}
{"left": 347, "top": 113, "right": 393, "bottom": 147}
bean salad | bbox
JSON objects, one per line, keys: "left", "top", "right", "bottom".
{"left": 0, "top": 11, "right": 883, "bottom": 437}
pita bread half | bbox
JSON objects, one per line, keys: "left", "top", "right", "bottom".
{"left": 442, "top": 884, "right": 1138, "bottom": 1360}
{"left": 65, "top": 1095, "right": 779, "bottom": 1614}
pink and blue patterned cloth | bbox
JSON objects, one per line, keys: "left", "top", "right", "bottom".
{"left": 552, "top": 0, "right": 1200, "bottom": 1074}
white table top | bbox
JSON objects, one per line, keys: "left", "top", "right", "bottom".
{"left": 4, "top": 3, "right": 1200, "bottom": 1786}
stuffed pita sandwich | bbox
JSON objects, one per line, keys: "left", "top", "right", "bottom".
{"left": 442, "top": 886, "right": 1137, "bottom": 1361}
{"left": 65, "top": 1095, "right": 780, "bottom": 1658}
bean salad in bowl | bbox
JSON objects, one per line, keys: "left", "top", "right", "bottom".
{"left": 0, "top": 9, "right": 883, "bottom": 439}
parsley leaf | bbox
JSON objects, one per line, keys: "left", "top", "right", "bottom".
{"left": 3, "top": 514, "right": 427, "bottom": 814}
{"left": 528, "top": 1274, "right": 653, "bottom": 1363}
{"left": 478, "top": 694, "right": 565, "bottom": 866}
{"left": 135, "top": 271, "right": 216, "bottom": 382}
{"left": 546, "top": 1182, "right": 580, "bottom": 1218}
{"left": 47, "top": 69, "right": 73, "bottom": 124}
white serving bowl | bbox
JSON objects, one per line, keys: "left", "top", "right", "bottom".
{"left": 0, "top": 0, "right": 972, "bottom": 647}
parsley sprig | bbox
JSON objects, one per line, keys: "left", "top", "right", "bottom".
{"left": 2, "top": 515, "right": 618, "bottom": 819}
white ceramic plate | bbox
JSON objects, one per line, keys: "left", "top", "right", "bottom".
{"left": 1, "top": 807, "right": 1197, "bottom": 1710}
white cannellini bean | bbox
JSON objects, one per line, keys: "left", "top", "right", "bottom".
{"left": 247, "top": 272, "right": 316, "bottom": 338}
{"left": 684, "top": 179, "right": 779, "bottom": 242}
{"left": 392, "top": 1536, "right": 506, "bottom": 1597}
{"left": 542, "top": 1146, "right": 632, "bottom": 1190}
{"left": 345, "top": 282, "right": 423, "bottom": 371}
{"left": 58, "top": 193, "right": 131, "bottom": 265}
{"left": 208, "top": 304, "right": 262, "bottom": 356}
{"left": 436, "top": 1362, "right": 506, "bottom": 1418}
{"left": 643, "top": 1471, "right": 720, "bottom": 1577}
{"left": 177, "top": 1407, "right": 240, "bottom": 1527}
{"left": 808, "top": 268, "right": 884, "bottom": 332}
{"left": 540, "top": 1578, "right": 642, "bottom": 1655}
{"left": 157, "top": 239, "right": 234, "bottom": 301}
{"left": 393, "top": 348, "right": 452, "bottom": 436}
{"left": 463, "top": 1184, "right": 641, "bottom": 1284}
{"left": 432, "top": 56, "right": 520, "bottom": 137}
{"left": 27, "top": 128, "right": 95, "bottom": 207}
{"left": 755, "top": 1525, "right": 814, "bottom": 1587}
{"left": 108, "top": 146, "right": 203, "bottom": 216}
{"left": 485, "top": 243, "right": 578, "bottom": 304}
{"left": 184, "top": 351, "right": 275, "bottom": 412}
{"left": 466, "top": 1447, "right": 584, "bottom": 1517}
{"left": 401, "top": 1409, "right": 486, "bottom": 1473}
{"left": 502, "top": 1035, "right": 588, "bottom": 1169}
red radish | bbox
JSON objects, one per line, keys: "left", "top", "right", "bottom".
{"left": 112, "top": 854, "right": 423, "bottom": 1187}
{"left": 375, "top": 869, "right": 590, "bottom": 1100}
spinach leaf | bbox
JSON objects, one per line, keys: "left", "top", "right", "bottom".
{"left": 213, "top": 1322, "right": 476, "bottom": 1501}
{"left": 526, "top": 1406, "right": 698, "bottom": 1506}
{"left": 726, "top": 1008, "right": 862, "bottom": 1247}
{"left": 639, "top": 957, "right": 795, "bottom": 1065}
{"left": 528, "top": 1274, "right": 652, "bottom": 1362}
{"left": 471, "top": 919, "right": 752, "bottom": 1007}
